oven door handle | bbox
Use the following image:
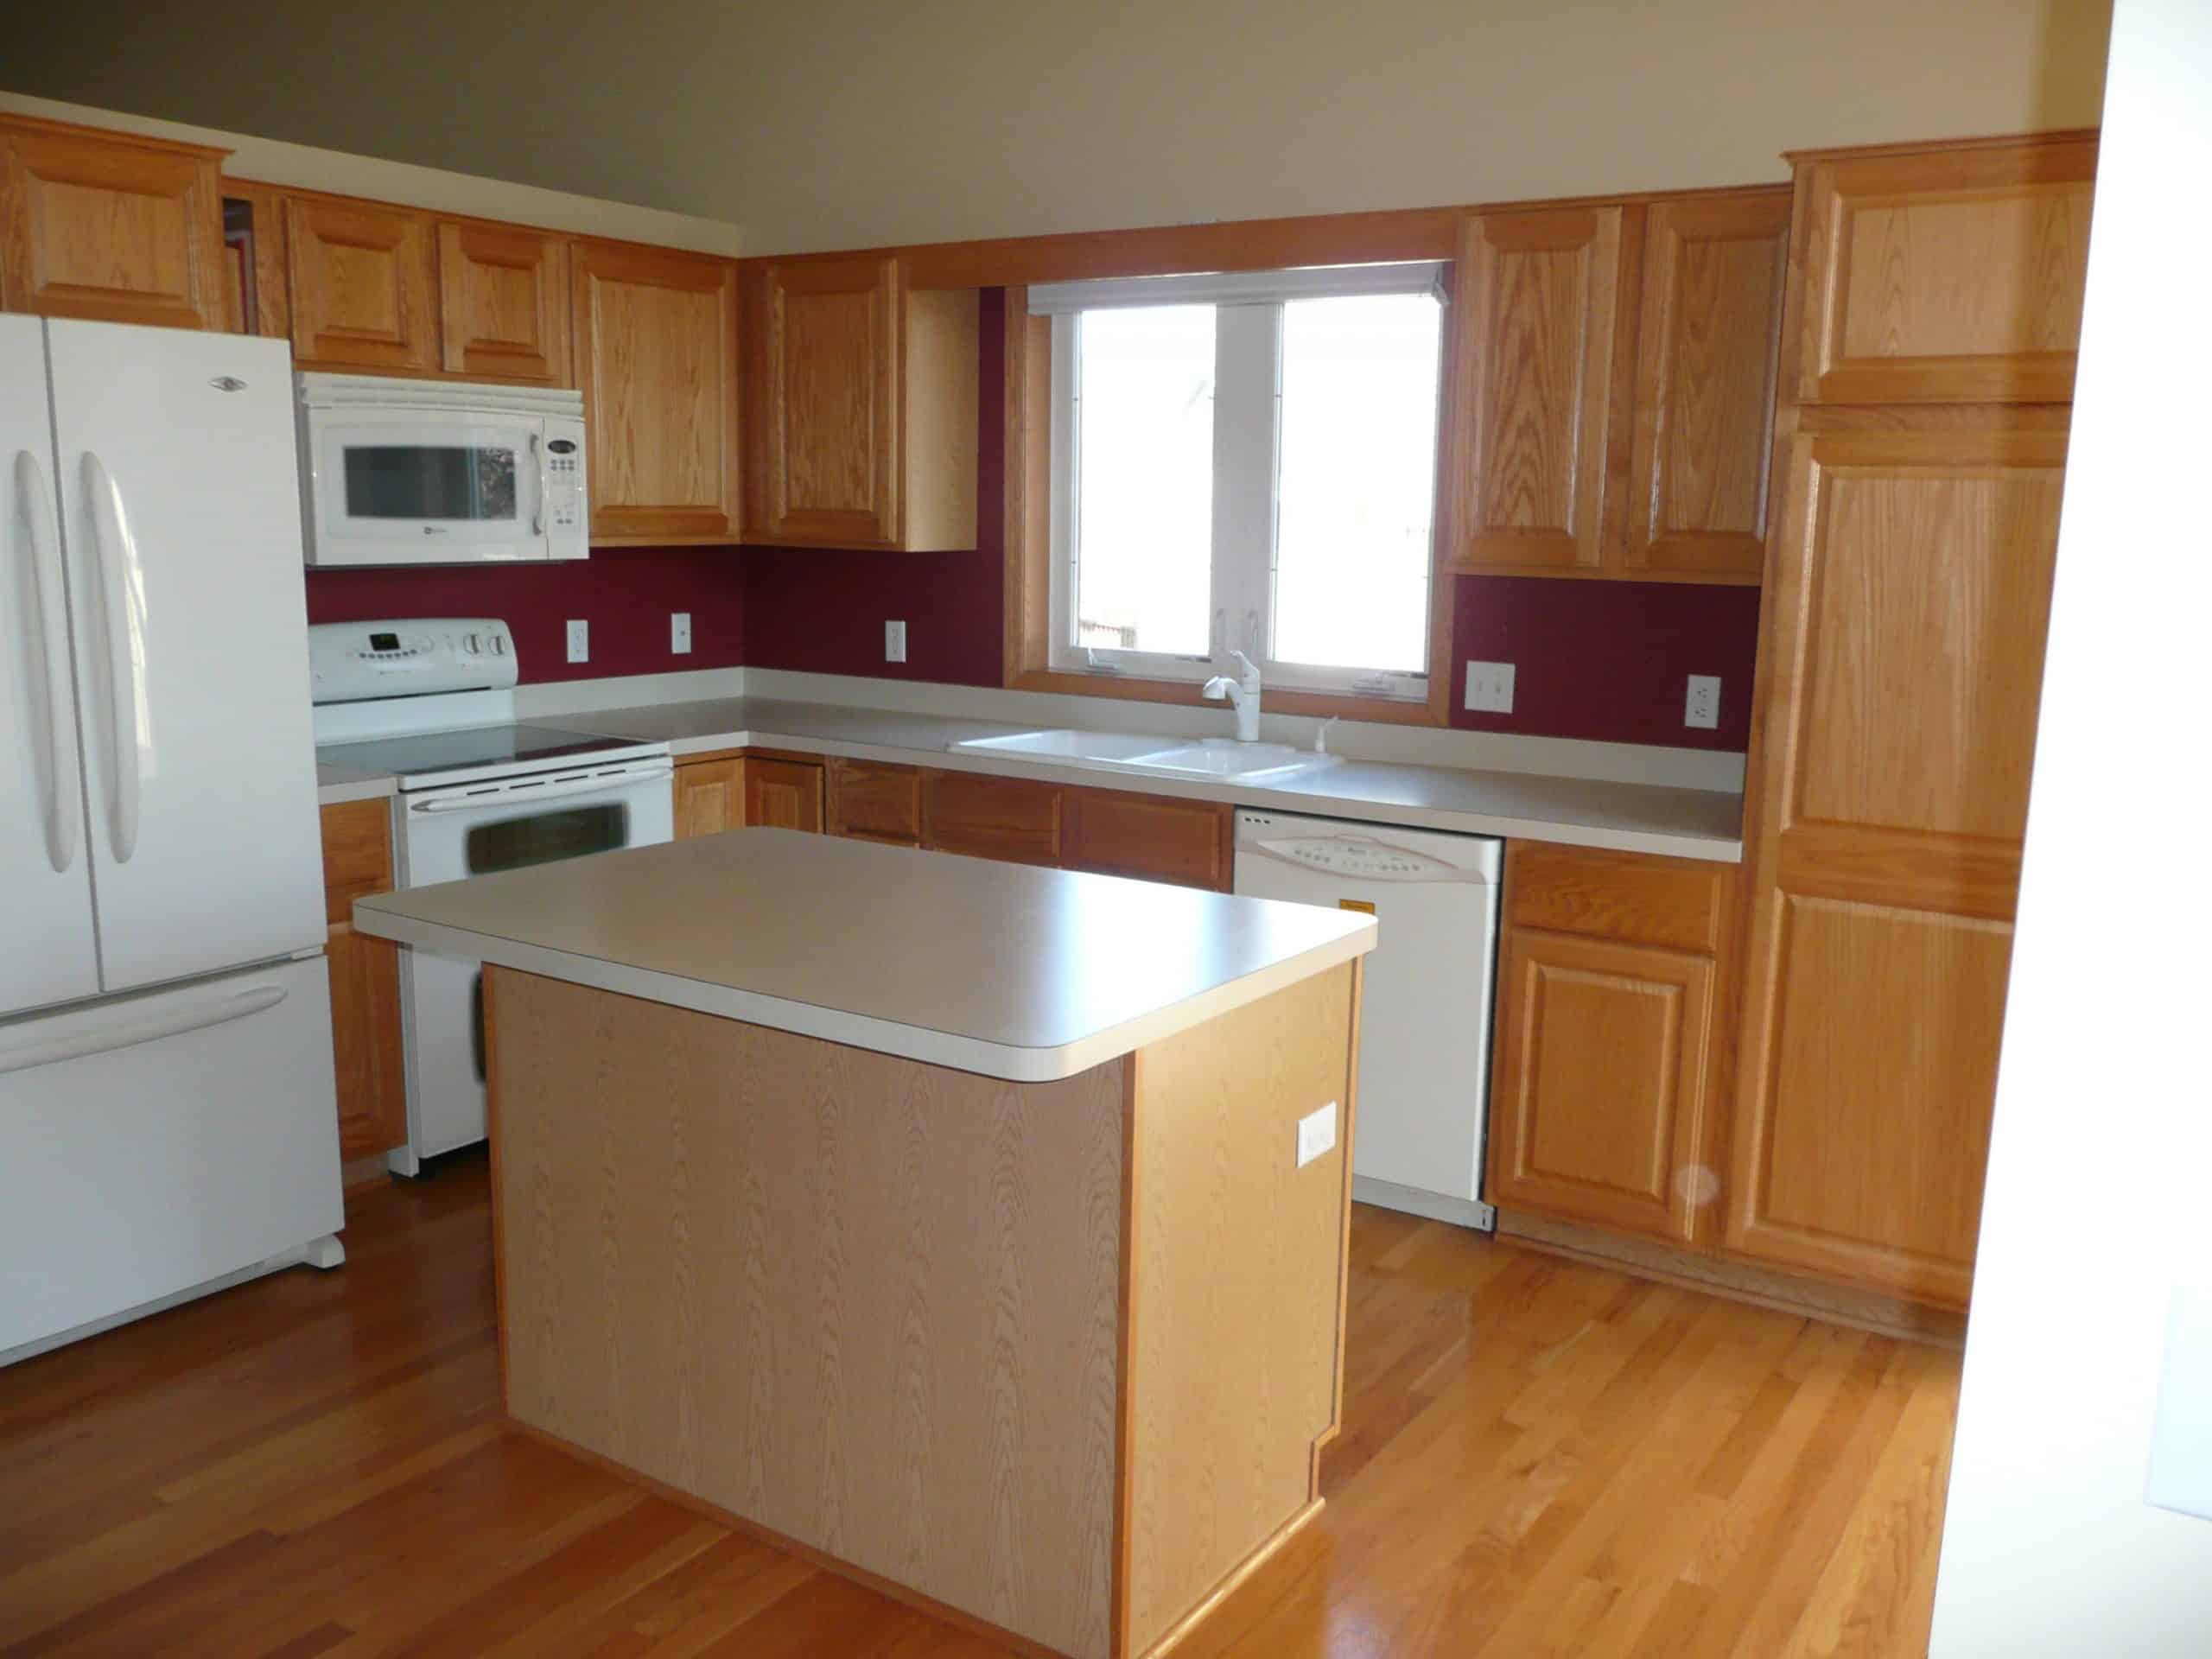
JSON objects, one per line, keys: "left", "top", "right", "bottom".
{"left": 407, "top": 762, "right": 674, "bottom": 813}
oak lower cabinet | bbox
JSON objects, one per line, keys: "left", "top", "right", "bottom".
{"left": 319, "top": 800, "right": 406, "bottom": 1162}
{"left": 671, "top": 757, "right": 745, "bottom": 838}
{"left": 741, "top": 256, "right": 979, "bottom": 550}
{"left": 0, "top": 115, "right": 230, "bottom": 330}
{"left": 1486, "top": 842, "right": 1730, "bottom": 1246}
{"left": 572, "top": 240, "right": 742, "bottom": 542}
{"left": 826, "top": 758, "right": 923, "bottom": 845}
{"left": 922, "top": 769, "right": 1064, "bottom": 865}
{"left": 1062, "top": 789, "right": 1233, "bottom": 891}
{"left": 744, "top": 758, "right": 825, "bottom": 833}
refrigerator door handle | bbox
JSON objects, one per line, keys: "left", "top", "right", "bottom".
{"left": 0, "top": 982, "right": 288, "bottom": 1076}
{"left": 12, "top": 448, "right": 80, "bottom": 874}
{"left": 79, "top": 450, "right": 143, "bottom": 864}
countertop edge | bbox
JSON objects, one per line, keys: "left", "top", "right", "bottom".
{"left": 353, "top": 895, "right": 1378, "bottom": 1083}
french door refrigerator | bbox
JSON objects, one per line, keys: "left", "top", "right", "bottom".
{"left": 1, "top": 314, "right": 342, "bottom": 1363}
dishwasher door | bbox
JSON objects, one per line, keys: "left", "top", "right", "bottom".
{"left": 1233, "top": 811, "right": 1502, "bottom": 1229}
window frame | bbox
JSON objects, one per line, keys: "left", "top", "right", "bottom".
{"left": 1041, "top": 267, "right": 1446, "bottom": 703}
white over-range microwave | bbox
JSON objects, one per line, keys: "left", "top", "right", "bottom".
{"left": 296, "top": 372, "right": 588, "bottom": 565}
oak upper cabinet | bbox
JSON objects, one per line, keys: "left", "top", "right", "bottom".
{"left": 1726, "top": 420, "right": 2066, "bottom": 1307}
{"left": 571, "top": 240, "right": 741, "bottom": 542}
{"left": 0, "top": 115, "right": 229, "bottom": 330}
{"left": 320, "top": 800, "right": 406, "bottom": 1162}
{"left": 744, "top": 759, "right": 825, "bottom": 832}
{"left": 438, "top": 220, "right": 569, "bottom": 384}
{"left": 671, "top": 758, "right": 745, "bottom": 839}
{"left": 1789, "top": 136, "right": 2096, "bottom": 406}
{"left": 1486, "top": 842, "right": 1732, "bottom": 1244}
{"left": 1623, "top": 190, "right": 1789, "bottom": 581}
{"left": 743, "top": 257, "right": 979, "bottom": 551}
{"left": 1451, "top": 206, "right": 1628, "bottom": 573}
{"left": 284, "top": 195, "right": 439, "bottom": 372}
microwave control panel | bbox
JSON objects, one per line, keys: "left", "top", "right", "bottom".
{"left": 543, "top": 425, "right": 587, "bottom": 551}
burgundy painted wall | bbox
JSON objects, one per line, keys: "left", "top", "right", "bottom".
{"left": 741, "top": 289, "right": 1007, "bottom": 685}
{"left": 1449, "top": 575, "right": 1762, "bottom": 752}
{"left": 302, "top": 546, "right": 747, "bottom": 683}
{"left": 300, "top": 284, "right": 1762, "bottom": 749}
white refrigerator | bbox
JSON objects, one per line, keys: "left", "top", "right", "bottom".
{"left": 1, "top": 315, "right": 343, "bottom": 1364}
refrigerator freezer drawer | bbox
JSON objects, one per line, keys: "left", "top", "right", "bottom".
{"left": 0, "top": 957, "right": 343, "bottom": 1356}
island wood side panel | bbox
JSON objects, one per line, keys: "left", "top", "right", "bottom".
{"left": 486, "top": 969, "right": 1124, "bottom": 1659}
{"left": 1122, "top": 962, "right": 1357, "bottom": 1656}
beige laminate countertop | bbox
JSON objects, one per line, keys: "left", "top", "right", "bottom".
{"left": 315, "top": 694, "right": 1745, "bottom": 861}
{"left": 353, "top": 829, "right": 1376, "bottom": 1082}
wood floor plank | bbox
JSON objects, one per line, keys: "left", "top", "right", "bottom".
{"left": 0, "top": 1166, "right": 1967, "bottom": 1658}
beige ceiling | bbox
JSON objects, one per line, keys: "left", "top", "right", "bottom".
{"left": 10, "top": 0, "right": 2113, "bottom": 255}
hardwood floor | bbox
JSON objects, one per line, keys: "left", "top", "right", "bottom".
{"left": 0, "top": 1155, "right": 1961, "bottom": 1656}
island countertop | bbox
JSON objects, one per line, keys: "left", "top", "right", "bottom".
{"left": 353, "top": 828, "right": 1377, "bottom": 1082}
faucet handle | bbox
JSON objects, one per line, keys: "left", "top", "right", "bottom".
{"left": 1229, "top": 649, "right": 1261, "bottom": 683}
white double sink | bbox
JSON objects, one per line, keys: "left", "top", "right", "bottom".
{"left": 949, "top": 728, "right": 1342, "bottom": 783}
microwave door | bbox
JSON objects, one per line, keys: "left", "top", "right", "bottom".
{"left": 308, "top": 410, "right": 538, "bottom": 565}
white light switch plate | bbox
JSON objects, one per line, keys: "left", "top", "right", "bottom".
{"left": 1464, "top": 661, "right": 1515, "bottom": 714}
{"left": 1686, "top": 674, "right": 1721, "bottom": 730}
{"left": 886, "top": 620, "right": 907, "bottom": 664}
{"left": 2146, "top": 1285, "right": 2212, "bottom": 1522}
{"left": 671, "top": 612, "right": 692, "bottom": 654}
{"left": 566, "top": 619, "right": 588, "bottom": 664}
{"left": 1296, "top": 1103, "right": 1338, "bottom": 1168}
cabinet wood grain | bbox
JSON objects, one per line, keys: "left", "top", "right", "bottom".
{"left": 1791, "top": 136, "right": 2097, "bottom": 405}
{"left": 1505, "top": 840, "right": 1725, "bottom": 953}
{"left": 1062, "top": 790, "right": 1233, "bottom": 892}
{"left": 1451, "top": 205, "right": 1628, "bottom": 572}
{"left": 921, "top": 770, "right": 1063, "bottom": 865}
{"left": 320, "top": 799, "right": 404, "bottom": 1161}
{"left": 671, "top": 758, "right": 744, "bottom": 839}
{"left": 0, "top": 115, "right": 228, "bottom": 330}
{"left": 437, "top": 220, "right": 569, "bottom": 384}
{"left": 752, "top": 255, "right": 900, "bottom": 546}
{"left": 1624, "top": 190, "right": 1789, "bottom": 579}
{"left": 320, "top": 795, "right": 395, "bottom": 923}
{"left": 571, "top": 241, "right": 741, "bottom": 542}
{"left": 1488, "top": 929, "right": 1714, "bottom": 1244}
{"left": 743, "top": 758, "right": 824, "bottom": 832}
{"left": 826, "top": 759, "right": 923, "bottom": 845}
{"left": 284, "top": 195, "right": 438, "bottom": 372}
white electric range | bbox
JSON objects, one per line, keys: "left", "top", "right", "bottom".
{"left": 311, "top": 620, "right": 673, "bottom": 1173}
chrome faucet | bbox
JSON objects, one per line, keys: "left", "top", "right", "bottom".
{"left": 1202, "top": 651, "right": 1263, "bottom": 742}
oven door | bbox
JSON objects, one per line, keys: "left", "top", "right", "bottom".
{"left": 304, "top": 406, "right": 549, "bottom": 566}
{"left": 391, "top": 760, "right": 674, "bottom": 1169}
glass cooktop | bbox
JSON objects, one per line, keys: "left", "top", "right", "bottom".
{"left": 317, "top": 723, "right": 657, "bottom": 786}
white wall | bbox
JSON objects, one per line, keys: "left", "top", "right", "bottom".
{"left": 9, "top": 0, "right": 2112, "bottom": 254}
{"left": 0, "top": 92, "right": 741, "bottom": 257}
{"left": 1929, "top": 0, "right": 2212, "bottom": 1649}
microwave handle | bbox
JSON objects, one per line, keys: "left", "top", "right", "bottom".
{"left": 530, "top": 432, "right": 545, "bottom": 538}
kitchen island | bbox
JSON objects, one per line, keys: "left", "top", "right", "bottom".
{"left": 353, "top": 830, "right": 1375, "bottom": 1659}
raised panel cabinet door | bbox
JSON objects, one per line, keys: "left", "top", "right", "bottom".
{"left": 1487, "top": 930, "right": 1715, "bottom": 1243}
{"left": 1451, "top": 205, "right": 1628, "bottom": 571}
{"left": 744, "top": 760, "right": 824, "bottom": 833}
{"left": 0, "top": 118, "right": 227, "bottom": 329}
{"left": 922, "top": 770, "right": 1064, "bottom": 866}
{"left": 1726, "top": 420, "right": 2069, "bottom": 1305}
{"left": 755, "top": 255, "right": 900, "bottom": 547}
{"left": 571, "top": 241, "right": 741, "bottom": 541}
{"left": 1061, "top": 789, "right": 1233, "bottom": 891}
{"left": 284, "top": 196, "right": 438, "bottom": 372}
{"left": 827, "top": 759, "right": 922, "bottom": 845}
{"left": 438, "top": 221, "right": 570, "bottom": 384}
{"left": 1792, "top": 136, "right": 2097, "bottom": 406}
{"left": 1624, "top": 190, "right": 1789, "bottom": 580}
{"left": 671, "top": 758, "right": 744, "bottom": 839}
{"left": 327, "top": 918, "right": 406, "bottom": 1160}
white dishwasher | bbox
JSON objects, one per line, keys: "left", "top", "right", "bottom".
{"left": 1234, "top": 810, "right": 1503, "bottom": 1230}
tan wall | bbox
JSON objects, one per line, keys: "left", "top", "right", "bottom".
{"left": 8, "top": 0, "right": 2110, "bottom": 256}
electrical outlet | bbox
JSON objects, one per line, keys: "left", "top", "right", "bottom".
{"left": 566, "top": 619, "right": 588, "bottom": 664}
{"left": 1464, "top": 661, "right": 1515, "bottom": 714}
{"left": 1296, "top": 1103, "right": 1338, "bottom": 1168}
{"left": 886, "top": 620, "right": 907, "bottom": 664}
{"left": 671, "top": 612, "right": 692, "bottom": 654}
{"left": 1685, "top": 674, "right": 1721, "bottom": 730}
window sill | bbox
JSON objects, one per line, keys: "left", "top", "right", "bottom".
{"left": 1008, "top": 667, "right": 1445, "bottom": 728}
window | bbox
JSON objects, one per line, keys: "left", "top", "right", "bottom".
{"left": 1039, "top": 264, "right": 1445, "bottom": 699}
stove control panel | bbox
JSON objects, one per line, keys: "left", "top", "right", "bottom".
{"left": 309, "top": 618, "right": 521, "bottom": 703}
